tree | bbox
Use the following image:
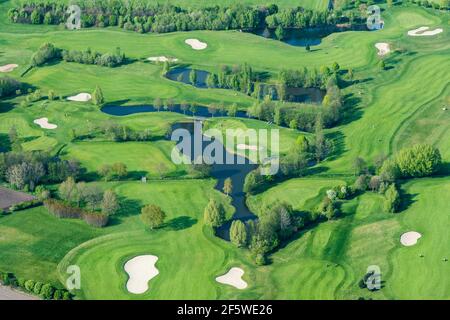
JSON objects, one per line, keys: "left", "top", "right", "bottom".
{"left": 203, "top": 199, "right": 226, "bottom": 227}
{"left": 378, "top": 60, "right": 386, "bottom": 71}
{"left": 332, "top": 62, "right": 340, "bottom": 73}
{"left": 180, "top": 101, "right": 189, "bottom": 114}
{"left": 314, "top": 114, "right": 330, "bottom": 162}
{"left": 223, "top": 177, "right": 233, "bottom": 195}
{"left": 48, "top": 90, "right": 55, "bottom": 101}
{"left": 395, "top": 144, "right": 442, "bottom": 178}
{"left": 230, "top": 220, "right": 247, "bottom": 247}
{"left": 141, "top": 204, "right": 166, "bottom": 229}
{"left": 101, "top": 190, "right": 119, "bottom": 215}
{"left": 58, "top": 177, "right": 77, "bottom": 203}
{"left": 353, "top": 157, "right": 367, "bottom": 175}
{"left": 92, "top": 85, "right": 104, "bottom": 106}
{"left": 189, "top": 69, "right": 197, "bottom": 85}
{"left": 275, "top": 25, "right": 286, "bottom": 40}
{"left": 384, "top": 184, "right": 400, "bottom": 213}
{"left": 154, "top": 97, "right": 162, "bottom": 111}
{"left": 111, "top": 162, "right": 127, "bottom": 179}
{"left": 8, "top": 125, "right": 18, "bottom": 144}
{"left": 228, "top": 103, "right": 238, "bottom": 117}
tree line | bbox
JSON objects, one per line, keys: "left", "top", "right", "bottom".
{"left": 0, "top": 150, "right": 81, "bottom": 191}
{"left": 8, "top": 1, "right": 365, "bottom": 35}
{"left": 31, "top": 42, "right": 126, "bottom": 68}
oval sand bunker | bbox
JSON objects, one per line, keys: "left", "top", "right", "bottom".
{"left": 34, "top": 118, "right": 57, "bottom": 129}
{"left": 400, "top": 231, "right": 422, "bottom": 246}
{"left": 67, "top": 93, "right": 92, "bottom": 102}
{"left": 0, "top": 64, "right": 18, "bottom": 73}
{"left": 408, "top": 26, "right": 443, "bottom": 37}
{"left": 185, "top": 39, "right": 207, "bottom": 50}
{"left": 215, "top": 267, "right": 247, "bottom": 289}
{"left": 124, "top": 255, "right": 159, "bottom": 294}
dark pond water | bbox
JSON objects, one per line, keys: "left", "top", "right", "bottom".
{"left": 251, "top": 24, "right": 368, "bottom": 47}
{"left": 172, "top": 121, "right": 258, "bottom": 240}
{"left": 164, "top": 67, "right": 325, "bottom": 103}
{"left": 165, "top": 68, "right": 210, "bottom": 88}
{"left": 258, "top": 84, "right": 325, "bottom": 104}
{"left": 101, "top": 103, "right": 248, "bottom": 118}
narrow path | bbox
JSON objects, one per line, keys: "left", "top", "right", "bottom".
{"left": 0, "top": 285, "right": 38, "bottom": 300}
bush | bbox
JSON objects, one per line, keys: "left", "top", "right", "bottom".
{"left": 33, "top": 281, "right": 43, "bottom": 295}
{"left": 384, "top": 184, "right": 401, "bottom": 213}
{"left": 395, "top": 144, "right": 441, "bottom": 178}
{"left": 82, "top": 212, "right": 109, "bottom": 227}
{"left": 24, "top": 280, "right": 35, "bottom": 292}
{"left": 40, "top": 283, "right": 55, "bottom": 299}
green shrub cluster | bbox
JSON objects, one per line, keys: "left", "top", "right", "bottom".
{"left": 0, "top": 271, "right": 73, "bottom": 300}
{"left": 44, "top": 198, "right": 109, "bottom": 227}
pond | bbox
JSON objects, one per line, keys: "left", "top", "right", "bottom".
{"left": 251, "top": 24, "right": 368, "bottom": 47}
{"left": 164, "top": 67, "right": 325, "bottom": 103}
{"left": 172, "top": 121, "right": 258, "bottom": 241}
{"left": 101, "top": 103, "right": 248, "bottom": 118}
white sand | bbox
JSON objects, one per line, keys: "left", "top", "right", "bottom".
{"left": 67, "top": 93, "right": 92, "bottom": 102}
{"left": 237, "top": 144, "right": 259, "bottom": 151}
{"left": 147, "top": 56, "right": 178, "bottom": 63}
{"left": 124, "top": 255, "right": 159, "bottom": 294}
{"left": 408, "top": 26, "right": 443, "bottom": 36}
{"left": 400, "top": 231, "right": 422, "bottom": 246}
{"left": 375, "top": 43, "right": 390, "bottom": 56}
{"left": 185, "top": 39, "right": 208, "bottom": 50}
{"left": 215, "top": 267, "right": 247, "bottom": 290}
{"left": 34, "top": 118, "right": 57, "bottom": 130}
{"left": 0, "top": 64, "right": 18, "bottom": 73}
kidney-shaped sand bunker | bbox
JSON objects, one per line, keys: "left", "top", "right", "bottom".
{"left": 124, "top": 255, "right": 159, "bottom": 294}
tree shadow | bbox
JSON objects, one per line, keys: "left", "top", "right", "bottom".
{"left": 166, "top": 216, "right": 197, "bottom": 231}
{"left": 0, "top": 133, "right": 11, "bottom": 152}
{"left": 0, "top": 101, "right": 14, "bottom": 113}
{"left": 108, "top": 197, "right": 142, "bottom": 226}
{"left": 398, "top": 188, "right": 418, "bottom": 213}
{"left": 326, "top": 131, "right": 346, "bottom": 161}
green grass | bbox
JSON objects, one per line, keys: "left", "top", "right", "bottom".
{"left": 63, "top": 141, "right": 185, "bottom": 177}
{"left": 247, "top": 178, "right": 345, "bottom": 214}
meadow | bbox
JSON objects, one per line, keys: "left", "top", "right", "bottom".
{"left": 0, "top": 0, "right": 449, "bottom": 300}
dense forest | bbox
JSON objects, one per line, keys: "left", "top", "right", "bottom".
{"left": 7, "top": 1, "right": 367, "bottom": 34}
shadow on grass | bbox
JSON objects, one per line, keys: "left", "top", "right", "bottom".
{"left": 0, "top": 133, "right": 11, "bottom": 152}
{"left": 166, "top": 216, "right": 197, "bottom": 231}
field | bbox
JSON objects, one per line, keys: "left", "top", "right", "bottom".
{"left": 0, "top": 0, "right": 449, "bottom": 300}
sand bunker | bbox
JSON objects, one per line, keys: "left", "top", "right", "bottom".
{"left": 67, "top": 93, "right": 91, "bottom": 102}
{"left": 147, "top": 56, "right": 178, "bottom": 63}
{"left": 0, "top": 64, "right": 18, "bottom": 73}
{"left": 124, "top": 255, "right": 159, "bottom": 294}
{"left": 400, "top": 231, "right": 422, "bottom": 246}
{"left": 185, "top": 39, "right": 207, "bottom": 50}
{"left": 34, "top": 118, "right": 57, "bottom": 129}
{"left": 237, "top": 144, "right": 259, "bottom": 151}
{"left": 215, "top": 267, "right": 247, "bottom": 290}
{"left": 408, "top": 26, "right": 443, "bottom": 37}
{"left": 375, "top": 43, "right": 390, "bottom": 56}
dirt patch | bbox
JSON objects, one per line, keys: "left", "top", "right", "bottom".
{"left": 0, "top": 187, "right": 35, "bottom": 210}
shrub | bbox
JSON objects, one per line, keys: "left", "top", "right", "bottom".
{"left": 40, "top": 283, "right": 55, "bottom": 299}
{"left": 384, "top": 184, "right": 401, "bottom": 213}
{"left": 33, "top": 281, "right": 43, "bottom": 295}
{"left": 83, "top": 212, "right": 109, "bottom": 227}
{"left": 24, "top": 280, "right": 35, "bottom": 292}
{"left": 203, "top": 199, "right": 226, "bottom": 227}
{"left": 395, "top": 144, "right": 442, "bottom": 178}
